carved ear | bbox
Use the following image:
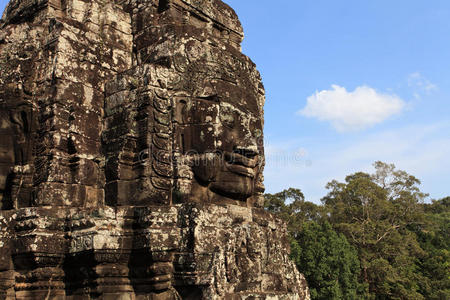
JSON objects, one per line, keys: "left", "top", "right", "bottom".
{"left": 158, "top": 0, "right": 170, "bottom": 13}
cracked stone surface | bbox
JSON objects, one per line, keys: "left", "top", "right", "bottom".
{"left": 0, "top": 0, "right": 310, "bottom": 299}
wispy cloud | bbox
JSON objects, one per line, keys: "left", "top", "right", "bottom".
{"left": 408, "top": 72, "right": 438, "bottom": 99}
{"left": 299, "top": 85, "right": 406, "bottom": 132}
{"left": 264, "top": 121, "right": 450, "bottom": 203}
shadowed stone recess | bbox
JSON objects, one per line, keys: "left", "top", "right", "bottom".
{"left": 0, "top": 0, "right": 310, "bottom": 299}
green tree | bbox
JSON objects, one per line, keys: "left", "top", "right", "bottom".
{"left": 414, "top": 197, "right": 450, "bottom": 299}
{"left": 264, "top": 189, "right": 362, "bottom": 299}
{"left": 266, "top": 163, "right": 448, "bottom": 300}
{"left": 290, "top": 221, "right": 363, "bottom": 300}
{"left": 322, "top": 162, "right": 427, "bottom": 299}
{"left": 264, "top": 188, "right": 324, "bottom": 236}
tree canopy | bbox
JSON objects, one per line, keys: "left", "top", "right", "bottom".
{"left": 265, "top": 162, "right": 449, "bottom": 300}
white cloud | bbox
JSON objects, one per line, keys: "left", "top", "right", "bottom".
{"left": 408, "top": 72, "right": 438, "bottom": 97}
{"left": 299, "top": 85, "right": 406, "bottom": 132}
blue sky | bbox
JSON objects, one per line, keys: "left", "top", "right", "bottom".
{"left": 225, "top": 0, "right": 450, "bottom": 202}
{"left": 2, "top": 0, "right": 449, "bottom": 203}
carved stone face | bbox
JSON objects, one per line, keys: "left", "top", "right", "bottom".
{"left": 102, "top": 1, "right": 266, "bottom": 207}
{"left": 174, "top": 96, "right": 263, "bottom": 201}
{"left": 170, "top": 42, "right": 266, "bottom": 205}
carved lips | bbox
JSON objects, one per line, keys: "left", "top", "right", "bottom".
{"left": 224, "top": 151, "right": 259, "bottom": 178}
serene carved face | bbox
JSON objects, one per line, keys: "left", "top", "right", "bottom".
{"left": 174, "top": 94, "right": 263, "bottom": 201}
{"left": 208, "top": 100, "right": 263, "bottom": 200}
{"left": 132, "top": 23, "right": 265, "bottom": 205}
{"left": 172, "top": 57, "right": 265, "bottom": 203}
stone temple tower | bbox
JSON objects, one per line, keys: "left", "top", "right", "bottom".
{"left": 0, "top": 0, "right": 310, "bottom": 299}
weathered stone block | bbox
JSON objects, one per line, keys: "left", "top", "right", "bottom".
{"left": 0, "top": 0, "right": 310, "bottom": 299}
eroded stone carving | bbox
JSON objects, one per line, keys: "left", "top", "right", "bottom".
{"left": 103, "top": 0, "right": 265, "bottom": 208}
{"left": 0, "top": 0, "right": 310, "bottom": 299}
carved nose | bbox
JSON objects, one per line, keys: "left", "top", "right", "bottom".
{"left": 233, "top": 146, "right": 259, "bottom": 158}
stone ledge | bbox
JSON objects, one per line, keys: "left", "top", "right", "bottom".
{"left": 0, "top": 203, "right": 309, "bottom": 299}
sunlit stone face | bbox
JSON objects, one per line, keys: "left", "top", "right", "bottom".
{"left": 102, "top": 4, "right": 266, "bottom": 207}
{"left": 171, "top": 52, "right": 266, "bottom": 205}
{"left": 209, "top": 106, "right": 262, "bottom": 200}
{"left": 174, "top": 94, "right": 263, "bottom": 202}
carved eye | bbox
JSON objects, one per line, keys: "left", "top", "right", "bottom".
{"left": 220, "top": 107, "right": 236, "bottom": 129}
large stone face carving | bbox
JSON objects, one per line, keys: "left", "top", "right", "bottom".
{"left": 0, "top": 0, "right": 310, "bottom": 299}
{"left": 102, "top": 1, "right": 265, "bottom": 208}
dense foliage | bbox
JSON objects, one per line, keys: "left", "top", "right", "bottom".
{"left": 265, "top": 162, "right": 449, "bottom": 300}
